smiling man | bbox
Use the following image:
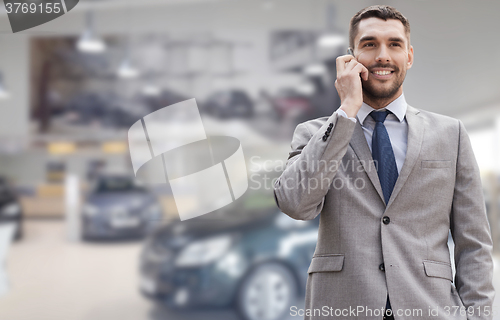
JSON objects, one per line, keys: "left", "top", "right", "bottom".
{"left": 274, "top": 5, "right": 494, "bottom": 320}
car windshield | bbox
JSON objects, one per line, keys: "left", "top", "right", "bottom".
{"left": 95, "top": 177, "right": 146, "bottom": 193}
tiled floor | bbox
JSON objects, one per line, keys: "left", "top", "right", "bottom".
{"left": 0, "top": 221, "right": 246, "bottom": 320}
{"left": 0, "top": 221, "right": 151, "bottom": 320}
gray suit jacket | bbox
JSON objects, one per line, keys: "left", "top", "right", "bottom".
{"left": 274, "top": 105, "right": 495, "bottom": 320}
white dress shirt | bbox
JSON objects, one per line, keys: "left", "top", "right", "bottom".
{"left": 336, "top": 93, "right": 408, "bottom": 174}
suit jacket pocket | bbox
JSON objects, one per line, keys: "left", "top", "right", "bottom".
{"left": 423, "top": 260, "right": 453, "bottom": 281}
{"left": 421, "top": 160, "right": 451, "bottom": 169}
{"left": 308, "top": 254, "right": 344, "bottom": 273}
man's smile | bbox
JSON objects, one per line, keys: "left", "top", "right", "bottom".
{"left": 370, "top": 68, "right": 395, "bottom": 79}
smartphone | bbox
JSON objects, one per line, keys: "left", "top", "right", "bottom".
{"left": 347, "top": 48, "right": 354, "bottom": 57}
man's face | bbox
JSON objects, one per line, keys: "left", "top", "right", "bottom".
{"left": 353, "top": 17, "right": 414, "bottom": 101}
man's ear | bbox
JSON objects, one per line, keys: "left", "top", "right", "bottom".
{"left": 407, "top": 45, "right": 414, "bottom": 69}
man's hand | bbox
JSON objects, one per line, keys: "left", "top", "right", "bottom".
{"left": 335, "top": 55, "right": 369, "bottom": 118}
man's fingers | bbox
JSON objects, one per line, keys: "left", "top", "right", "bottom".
{"left": 353, "top": 63, "right": 370, "bottom": 81}
{"left": 337, "top": 55, "right": 369, "bottom": 81}
{"left": 336, "top": 54, "right": 355, "bottom": 77}
{"left": 344, "top": 59, "right": 359, "bottom": 73}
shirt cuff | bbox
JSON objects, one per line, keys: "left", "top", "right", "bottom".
{"left": 335, "top": 108, "right": 357, "bottom": 123}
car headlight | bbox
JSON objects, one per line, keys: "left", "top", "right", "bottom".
{"left": 175, "top": 234, "right": 233, "bottom": 267}
{"left": 2, "top": 203, "right": 20, "bottom": 217}
{"left": 83, "top": 204, "right": 99, "bottom": 217}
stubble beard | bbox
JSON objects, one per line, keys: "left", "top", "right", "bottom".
{"left": 362, "top": 69, "right": 406, "bottom": 102}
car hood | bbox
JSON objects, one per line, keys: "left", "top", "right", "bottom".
{"left": 154, "top": 209, "right": 277, "bottom": 248}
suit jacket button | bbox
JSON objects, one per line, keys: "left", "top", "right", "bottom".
{"left": 322, "top": 135, "right": 327, "bottom": 141}
{"left": 382, "top": 216, "right": 390, "bottom": 225}
{"left": 326, "top": 127, "right": 332, "bottom": 133}
{"left": 328, "top": 123, "right": 333, "bottom": 128}
{"left": 379, "top": 263, "right": 385, "bottom": 271}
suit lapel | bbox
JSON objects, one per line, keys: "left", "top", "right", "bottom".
{"left": 349, "top": 121, "right": 385, "bottom": 204}
{"left": 386, "top": 105, "right": 424, "bottom": 209}
{"left": 349, "top": 105, "right": 424, "bottom": 209}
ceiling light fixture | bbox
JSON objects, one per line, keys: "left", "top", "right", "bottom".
{"left": 117, "top": 59, "right": 139, "bottom": 79}
{"left": 303, "top": 63, "right": 326, "bottom": 76}
{"left": 117, "top": 37, "right": 140, "bottom": 79}
{"left": 141, "top": 85, "right": 161, "bottom": 96}
{"left": 317, "top": 34, "right": 345, "bottom": 48}
{"left": 77, "top": 11, "right": 106, "bottom": 54}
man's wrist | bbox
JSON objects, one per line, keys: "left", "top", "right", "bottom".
{"left": 336, "top": 108, "right": 357, "bottom": 123}
{"left": 339, "top": 104, "right": 360, "bottom": 118}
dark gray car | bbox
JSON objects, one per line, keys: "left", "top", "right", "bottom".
{"left": 139, "top": 207, "right": 319, "bottom": 320}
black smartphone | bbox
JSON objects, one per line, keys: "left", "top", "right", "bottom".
{"left": 347, "top": 48, "right": 354, "bottom": 57}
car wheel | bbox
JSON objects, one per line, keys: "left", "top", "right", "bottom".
{"left": 236, "top": 263, "right": 297, "bottom": 320}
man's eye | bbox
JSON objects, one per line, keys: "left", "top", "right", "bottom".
{"left": 363, "top": 43, "right": 374, "bottom": 47}
{"left": 390, "top": 43, "right": 401, "bottom": 47}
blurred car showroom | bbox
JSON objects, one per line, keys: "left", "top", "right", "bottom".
{"left": 1, "top": 1, "right": 500, "bottom": 320}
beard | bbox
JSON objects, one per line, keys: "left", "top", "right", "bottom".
{"left": 362, "top": 65, "right": 406, "bottom": 100}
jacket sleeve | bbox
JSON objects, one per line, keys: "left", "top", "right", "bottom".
{"left": 273, "top": 111, "right": 356, "bottom": 220}
{"left": 450, "top": 120, "right": 495, "bottom": 319}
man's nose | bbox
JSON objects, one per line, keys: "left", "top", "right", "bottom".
{"left": 376, "top": 45, "right": 391, "bottom": 63}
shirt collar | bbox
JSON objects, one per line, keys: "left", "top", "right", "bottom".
{"left": 357, "top": 93, "right": 407, "bottom": 125}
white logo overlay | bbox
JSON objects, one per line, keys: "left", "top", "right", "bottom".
{"left": 127, "top": 99, "right": 249, "bottom": 221}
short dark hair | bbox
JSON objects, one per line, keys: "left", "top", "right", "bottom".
{"left": 349, "top": 5, "right": 411, "bottom": 49}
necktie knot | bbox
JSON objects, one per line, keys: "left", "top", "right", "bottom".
{"left": 370, "top": 110, "right": 390, "bottom": 123}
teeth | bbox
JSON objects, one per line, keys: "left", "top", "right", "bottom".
{"left": 373, "top": 70, "right": 392, "bottom": 75}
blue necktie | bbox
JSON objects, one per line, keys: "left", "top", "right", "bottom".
{"left": 370, "top": 110, "right": 398, "bottom": 205}
{"left": 370, "top": 110, "right": 398, "bottom": 317}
